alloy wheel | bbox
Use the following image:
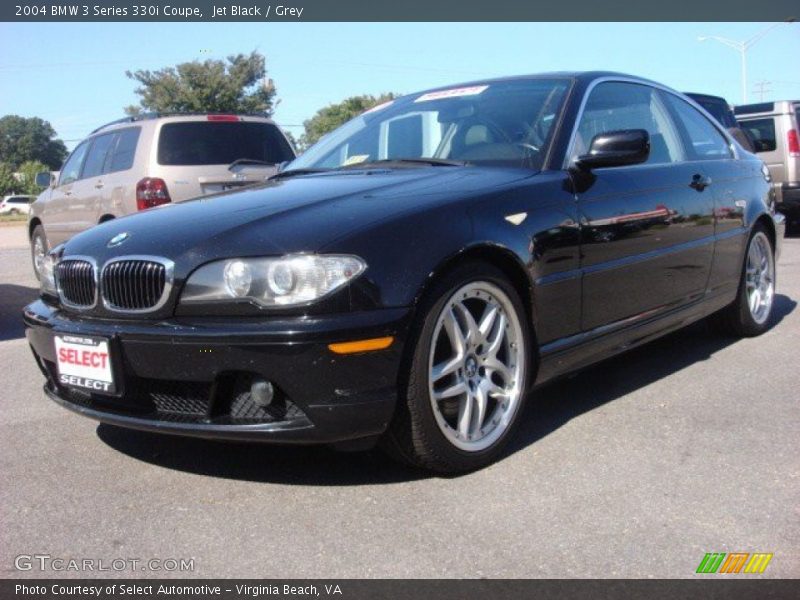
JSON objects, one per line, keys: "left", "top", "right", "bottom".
{"left": 428, "top": 281, "right": 525, "bottom": 452}
{"left": 745, "top": 232, "right": 774, "bottom": 325}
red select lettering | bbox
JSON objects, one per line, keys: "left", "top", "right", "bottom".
{"left": 58, "top": 347, "right": 108, "bottom": 369}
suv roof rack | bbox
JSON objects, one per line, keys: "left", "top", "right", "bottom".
{"left": 90, "top": 111, "right": 272, "bottom": 134}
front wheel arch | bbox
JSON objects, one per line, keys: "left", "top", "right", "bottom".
{"left": 28, "top": 217, "right": 42, "bottom": 240}
{"left": 413, "top": 245, "right": 536, "bottom": 338}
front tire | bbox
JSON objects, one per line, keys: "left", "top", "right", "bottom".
{"left": 382, "top": 261, "right": 531, "bottom": 473}
{"left": 30, "top": 224, "right": 49, "bottom": 281}
{"left": 711, "top": 224, "right": 776, "bottom": 337}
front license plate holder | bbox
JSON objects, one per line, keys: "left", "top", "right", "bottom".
{"left": 54, "top": 334, "right": 117, "bottom": 395}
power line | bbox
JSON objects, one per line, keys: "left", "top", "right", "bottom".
{"left": 753, "top": 80, "right": 772, "bottom": 101}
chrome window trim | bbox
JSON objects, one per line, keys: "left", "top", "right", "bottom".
{"left": 100, "top": 255, "right": 175, "bottom": 314}
{"left": 562, "top": 76, "right": 739, "bottom": 170}
{"left": 55, "top": 255, "right": 99, "bottom": 311}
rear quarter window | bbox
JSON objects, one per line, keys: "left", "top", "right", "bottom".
{"left": 157, "top": 121, "right": 295, "bottom": 166}
{"left": 108, "top": 127, "right": 141, "bottom": 172}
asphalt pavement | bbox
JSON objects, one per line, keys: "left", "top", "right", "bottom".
{"left": 0, "top": 223, "right": 798, "bottom": 579}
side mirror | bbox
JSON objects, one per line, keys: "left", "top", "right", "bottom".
{"left": 575, "top": 129, "right": 650, "bottom": 170}
{"left": 35, "top": 172, "right": 55, "bottom": 188}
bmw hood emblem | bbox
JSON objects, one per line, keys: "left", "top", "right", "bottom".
{"left": 107, "top": 232, "right": 130, "bottom": 247}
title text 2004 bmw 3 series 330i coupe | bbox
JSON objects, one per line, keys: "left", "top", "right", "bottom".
{"left": 25, "top": 72, "right": 785, "bottom": 473}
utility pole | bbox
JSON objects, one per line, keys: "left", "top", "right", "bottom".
{"left": 753, "top": 80, "right": 772, "bottom": 102}
{"left": 698, "top": 19, "right": 796, "bottom": 104}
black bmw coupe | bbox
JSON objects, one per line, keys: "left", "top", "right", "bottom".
{"left": 25, "top": 72, "right": 784, "bottom": 472}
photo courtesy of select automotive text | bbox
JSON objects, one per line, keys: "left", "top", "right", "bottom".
{"left": 1, "top": 0, "right": 798, "bottom": 597}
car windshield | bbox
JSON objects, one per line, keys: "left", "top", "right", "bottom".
{"left": 290, "top": 78, "right": 571, "bottom": 172}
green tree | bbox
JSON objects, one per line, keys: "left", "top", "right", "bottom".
{"left": 16, "top": 160, "right": 50, "bottom": 195}
{"left": 125, "top": 51, "right": 277, "bottom": 115}
{"left": 300, "top": 93, "right": 397, "bottom": 149}
{"left": 0, "top": 116, "right": 67, "bottom": 170}
{"left": 0, "top": 162, "right": 19, "bottom": 196}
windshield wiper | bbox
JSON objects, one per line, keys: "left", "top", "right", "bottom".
{"left": 339, "top": 158, "right": 465, "bottom": 169}
{"left": 268, "top": 168, "right": 330, "bottom": 180}
{"left": 228, "top": 158, "right": 275, "bottom": 170}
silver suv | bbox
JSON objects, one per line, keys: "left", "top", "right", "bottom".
{"left": 735, "top": 100, "right": 800, "bottom": 223}
{"left": 29, "top": 113, "right": 296, "bottom": 278}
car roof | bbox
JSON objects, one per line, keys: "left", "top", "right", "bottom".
{"left": 684, "top": 92, "right": 728, "bottom": 103}
{"left": 402, "top": 71, "right": 674, "bottom": 98}
{"left": 91, "top": 112, "right": 277, "bottom": 134}
{"left": 735, "top": 100, "right": 800, "bottom": 116}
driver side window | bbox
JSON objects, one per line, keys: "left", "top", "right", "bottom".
{"left": 573, "top": 82, "right": 684, "bottom": 166}
{"left": 58, "top": 140, "right": 90, "bottom": 186}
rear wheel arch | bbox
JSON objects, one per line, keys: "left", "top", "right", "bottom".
{"left": 754, "top": 213, "right": 776, "bottom": 251}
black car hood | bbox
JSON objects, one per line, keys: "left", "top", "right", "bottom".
{"left": 64, "top": 167, "right": 533, "bottom": 267}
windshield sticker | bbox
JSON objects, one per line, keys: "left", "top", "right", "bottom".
{"left": 414, "top": 85, "right": 489, "bottom": 103}
{"left": 343, "top": 154, "right": 370, "bottom": 166}
{"left": 364, "top": 100, "right": 394, "bottom": 114}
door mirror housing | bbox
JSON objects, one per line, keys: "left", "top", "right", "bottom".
{"left": 574, "top": 129, "right": 650, "bottom": 170}
{"left": 35, "top": 172, "right": 55, "bottom": 188}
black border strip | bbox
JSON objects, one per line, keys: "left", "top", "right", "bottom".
{"left": 2, "top": 1, "right": 799, "bottom": 22}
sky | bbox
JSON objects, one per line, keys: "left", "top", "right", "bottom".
{"left": 0, "top": 22, "right": 798, "bottom": 150}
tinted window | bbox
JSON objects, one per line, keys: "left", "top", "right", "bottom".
{"left": 59, "top": 141, "right": 90, "bottom": 186}
{"left": 109, "top": 127, "right": 140, "bottom": 172}
{"left": 663, "top": 94, "right": 733, "bottom": 160}
{"left": 82, "top": 133, "right": 116, "bottom": 179}
{"left": 734, "top": 102, "right": 774, "bottom": 116}
{"left": 9, "top": 197, "right": 32, "bottom": 204}
{"left": 689, "top": 97, "right": 736, "bottom": 129}
{"left": 157, "top": 121, "right": 294, "bottom": 166}
{"left": 740, "top": 118, "right": 776, "bottom": 153}
{"left": 573, "top": 82, "right": 683, "bottom": 165}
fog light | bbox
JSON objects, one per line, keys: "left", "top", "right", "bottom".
{"left": 251, "top": 379, "right": 274, "bottom": 407}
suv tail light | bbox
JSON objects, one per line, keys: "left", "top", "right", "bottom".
{"left": 136, "top": 177, "right": 171, "bottom": 211}
{"left": 207, "top": 115, "right": 240, "bottom": 122}
{"left": 788, "top": 129, "right": 800, "bottom": 157}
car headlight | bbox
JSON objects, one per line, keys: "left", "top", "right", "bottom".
{"left": 40, "top": 253, "right": 58, "bottom": 297}
{"left": 180, "top": 254, "right": 367, "bottom": 308}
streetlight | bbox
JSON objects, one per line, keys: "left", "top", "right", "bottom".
{"left": 698, "top": 19, "right": 796, "bottom": 104}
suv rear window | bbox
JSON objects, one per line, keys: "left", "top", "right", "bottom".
{"left": 741, "top": 118, "right": 777, "bottom": 153}
{"left": 157, "top": 121, "right": 294, "bottom": 166}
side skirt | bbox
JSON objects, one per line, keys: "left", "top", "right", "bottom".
{"left": 534, "top": 290, "right": 736, "bottom": 388}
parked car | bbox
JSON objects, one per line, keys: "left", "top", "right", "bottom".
{"left": 735, "top": 101, "right": 800, "bottom": 223}
{"left": 25, "top": 72, "right": 784, "bottom": 473}
{"left": 684, "top": 92, "right": 756, "bottom": 152}
{"left": 0, "top": 194, "right": 35, "bottom": 216}
{"left": 28, "top": 113, "right": 296, "bottom": 278}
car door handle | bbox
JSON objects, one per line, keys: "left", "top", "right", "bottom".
{"left": 63, "top": 191, "right": 72, "bottom": 196}
{"left": 94, "top": 181, "right": 104, "bottom": 189}
{"left": 690, "top": 174, "right": 712, "bottom": 191}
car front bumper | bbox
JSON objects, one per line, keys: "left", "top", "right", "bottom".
{"left": 24, "top": 300, "right": 411, "bottom": 444}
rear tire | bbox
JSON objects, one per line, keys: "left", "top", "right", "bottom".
{"left": 381, "top": 261, "right": 532, "bottom": 473}
{"left": 710, "top": 224, "right": 775, "bottom": 337}
{"left": 30, "top": 224, "right": 49, "bottom": 281}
